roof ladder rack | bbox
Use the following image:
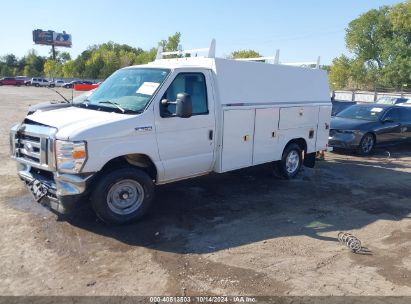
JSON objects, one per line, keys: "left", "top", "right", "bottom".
{"left": 156, "top": 39, "right": 216, "bottom": 60}
{"left": 235, "top": 50, "right": 321, "bottom": 69}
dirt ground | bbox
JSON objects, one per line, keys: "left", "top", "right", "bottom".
{"left": 0, "top": 86, "right": 411, "bottom": 296}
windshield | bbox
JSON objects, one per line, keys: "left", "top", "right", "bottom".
{"left": 83, "top": 68, "right": 170, "bottom": 113}
{"left": 336, "top": 105, "right": 385, "bottom": 121}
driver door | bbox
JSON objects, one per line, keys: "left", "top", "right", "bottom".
{"left": 378, "top": 108, "right": 402, "bottom": 143}
{"left": 154, "top": 70, "right": 215, "bottom": 182}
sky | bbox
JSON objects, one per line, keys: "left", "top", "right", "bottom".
{"left": 0, "top": 0, "right": 404, "bottom": 64}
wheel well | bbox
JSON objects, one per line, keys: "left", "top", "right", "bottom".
{"left": 285, "top": 138, "right": 307, "bottom": 153}
{"left": 100, "top": 154, "right": 158, "bottom": 181}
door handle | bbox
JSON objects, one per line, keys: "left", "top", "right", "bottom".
{"left": 209, "top": 130, "right": 213, "bottom": 140}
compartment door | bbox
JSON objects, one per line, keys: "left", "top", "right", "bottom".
{"left": 316, "top": 105, "right": 332, "bottom": 151}
{"left": 221, "top": 109, "right": 255, "bottom": 171}
{"left": 253, "top": 108, "right": 280, "bottom": 165}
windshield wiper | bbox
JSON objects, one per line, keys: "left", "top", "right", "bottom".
{"left": 98, "top": 100, "right": 125, "bottom": 113}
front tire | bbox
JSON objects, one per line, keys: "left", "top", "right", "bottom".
{"left": 358, "top": 133, "right": 375, "bottom": 155}
{"left": 91, "top": 167, "right": 155, "bottom": 224}
{"left": 274, "top": 143, "right": 302, "bottom": 179}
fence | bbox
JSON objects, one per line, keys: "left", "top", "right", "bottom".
{"left": 335, "top": 90, "right": 411, "bottom": 102}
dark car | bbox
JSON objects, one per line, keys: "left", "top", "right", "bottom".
{"left": 0, "top": 77, "right": 25, "bottom": 86}
{"left": 63, "top": 80, "right": 93, "bottom": 88}
{"left": 329, "top": 104, "right": 411, "bottom": 155}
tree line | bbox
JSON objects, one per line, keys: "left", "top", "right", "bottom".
{"left": 1, "top": 0, "right": 410, "bottom": 90}
{"left": 329, "top": 0, "right": 410, "bottom": 91}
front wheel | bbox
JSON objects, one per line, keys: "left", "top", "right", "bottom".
{"left": 274, "top": 143, "right": 302, "bottom": 179}
{"left": 91, "top": 167, "right": 155, "bottom": 224}
{"left": 358, "top": 133, "right": 375, "bottom": 155}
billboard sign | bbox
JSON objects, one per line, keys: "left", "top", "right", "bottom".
{"left": 33, "top": 29, "right": 72, "bottom": 47}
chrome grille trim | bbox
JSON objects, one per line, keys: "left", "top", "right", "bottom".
{"left": 10, "top": 123, "right": 57, "bottom": 172}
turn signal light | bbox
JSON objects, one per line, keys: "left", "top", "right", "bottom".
{"left": 72, "top": 150, "right": 87, "bottom": 159}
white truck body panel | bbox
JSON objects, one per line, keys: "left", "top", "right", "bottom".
{"left": 253, "top": 108, "right": 281, "bottom": 165}
{"left": 221, "top": 109, "right": 255, "bottom": 171}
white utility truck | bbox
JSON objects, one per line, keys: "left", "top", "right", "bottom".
{"left": 10, "top": 40, "right": 331, "bottom": 224}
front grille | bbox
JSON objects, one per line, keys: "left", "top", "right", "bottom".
{"left": 15, "top": 133, "right": 42, "bottom": 163}
{"left": 10, "top": 123, "right": 57, "bottom": 171}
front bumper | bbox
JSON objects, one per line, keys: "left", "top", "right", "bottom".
{"left": 17, "top": 163, "right": 95, "bottom": 214}
{"left": 328, "top": 131, "right": 363, "bottom": 150}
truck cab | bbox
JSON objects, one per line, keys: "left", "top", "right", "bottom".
{"left": 10, "top": 41, "right": 331, "bottom": 224}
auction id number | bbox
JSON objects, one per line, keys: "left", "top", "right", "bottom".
{"left": 149, "top": 296, "right": 230, "bottom": 303}
{"left": 150, "top": 297, "right": 191, "bottom": 303}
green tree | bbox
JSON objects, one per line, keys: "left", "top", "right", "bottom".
{"left": 159, "top": 32, "right": 181, "bottom": 51}
{"left": 329, "top": 55, "right": 352, "bottom": 89}
{"left": 331, "top": 0, "right": 411, "bottom": 90}
{"left": 44, "top": 59, "right": 62, "bottom": 78}
{"left": 229, "top": 50, "right": 262, "bottom": 59}
{"left": 24, "top": 50, "right": 46, "bottom": 77}
{"left": 62, "top": 60, "right": 75, "bottom": 77}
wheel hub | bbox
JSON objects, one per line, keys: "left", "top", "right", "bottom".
{"left": 107, "top": 179, "right": 144, "bottom": 215}
{"left": 286, "top": 150, "right": 300, "bottom": 174}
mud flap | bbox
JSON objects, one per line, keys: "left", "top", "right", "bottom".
{"left": 303, "top": 152, "right": 316, "bottom": 168}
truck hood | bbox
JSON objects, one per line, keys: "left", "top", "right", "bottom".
{"left": 27, "top": 106, "right": 135, "bottom": 140}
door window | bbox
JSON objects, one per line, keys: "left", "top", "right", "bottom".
{"left": 384, "top": 108, "right": 400, "bottom": 122}
{"left": 399, "top": 108, "right": 411, "bottom": 122}
{"left": 162, "top": 73, "right": 208, "bottom": 116}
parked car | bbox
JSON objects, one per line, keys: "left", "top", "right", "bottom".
{"left": 53, "top": 80, "right": 65, "bottom": 87}
{"left": 63, "top": 80, "right": 93, "bottom": 88}
{"left": 0, "top": 77, "right": 25, "bottom": 86}
{"left": 329, "top": 104, "right": 411, "bottom": 155}
{"left": 10, "top": 42, "right": 332, "bottom": 224}
{"left": 30, "top": 78, "right": 52, "bottom": 87}
{"left": 375, "top": 96, "right": 409, "bottom": 105}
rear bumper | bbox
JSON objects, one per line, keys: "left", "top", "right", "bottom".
{"left": 17, "top": 163, "right": 95, "bottom": 214}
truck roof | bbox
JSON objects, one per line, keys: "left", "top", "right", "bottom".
{"left": 127, "top": 57, "right": 330, "bottom": 106}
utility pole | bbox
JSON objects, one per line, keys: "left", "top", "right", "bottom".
{"left": 51, "top": 45, "right": 56, "bottom": 60}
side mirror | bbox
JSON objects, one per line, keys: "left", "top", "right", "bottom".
{"left": 160, "top": 93, "right": 192, "bottom": 118}
{"left": 176, "top": 93, "right": 192, "bottom": 118}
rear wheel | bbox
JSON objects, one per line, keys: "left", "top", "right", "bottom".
{"left": 91, "top": 167, "right": 155, "bottom": 224}
{"left": 358, "top": 133, "right": 375, "bottom": 155}
{"left": 274, "top": 143, "right": 302, "bottom": 179}
{"left": 35, "top": 83, "right": 39, "bottom": 87}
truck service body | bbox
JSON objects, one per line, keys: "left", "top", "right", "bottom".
{"left": 10, "top": 42, "right": 331, "bottom": 224}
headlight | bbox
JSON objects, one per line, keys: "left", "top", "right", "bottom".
{"left": 337, "top": 130, "right": 359, "bottom": 134}
{"left": 55, "top": 140, "right": 87, "bottom": 173}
